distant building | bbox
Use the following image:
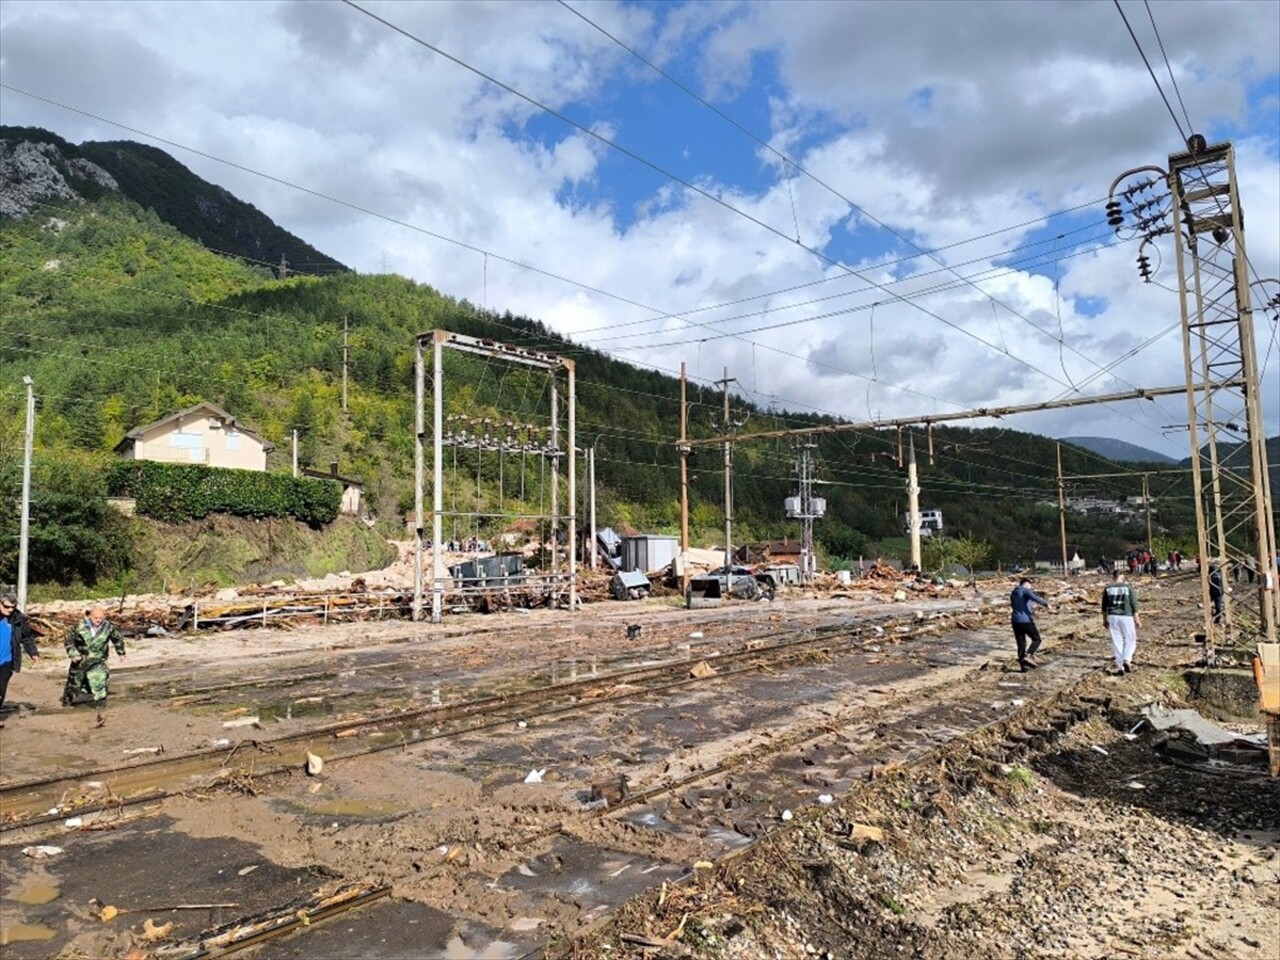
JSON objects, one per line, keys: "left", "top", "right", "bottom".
{"left": 902, "top": 509, "right": 944, "bottom": 537}
{"left": 741, "top": 538, "right": 805, "bottom": 566}
{"left": 114, "top": 402, "right": 273, "bottom": 471}
{"left": 301, "top": 462, "right": 364, "bottom": 515}
{"left": 1034, "top": 546, "right": 1086, "bottom": 573}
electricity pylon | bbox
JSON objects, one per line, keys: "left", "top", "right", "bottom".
{"left": 1109, "top": 136, "right": 1279, "bottom": 775}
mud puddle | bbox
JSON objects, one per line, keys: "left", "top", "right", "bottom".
{"left": 0, "top": 819, "right": 320, "bottom": 960}
{"left": 248, "top": 898, "right": 525, "bottom": 960}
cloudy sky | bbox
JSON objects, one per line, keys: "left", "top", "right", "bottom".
{"left": 2, "top": 0, "right": 1277, "bottom": 458}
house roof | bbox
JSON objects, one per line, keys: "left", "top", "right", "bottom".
{"left": 301, "top": 467, "right": 363, "bottom": 487}
{"left": 115, "top": 402, "right": 275, "bottom": 452}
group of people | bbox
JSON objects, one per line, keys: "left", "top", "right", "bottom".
{"left": 446, "top": 537, "right": 491, "bottom": 553}
{"left": 0, "top": 599, "right": 127, "bottom": 725}
{"left": 1009, "top": 569, "right": 1141, "bottom": 677}
{"left": 1124, "top": 549, "right": 1159, "bottom": 576}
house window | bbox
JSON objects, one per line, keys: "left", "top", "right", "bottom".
{"left": 226, "top": 430, "right": 242, "bottom": 452}
{"left": 169, "top": 430, "right": 204, "bottom": 462}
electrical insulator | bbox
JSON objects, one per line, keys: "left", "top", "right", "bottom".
{"left": 1212, "top": 226, "right": 1230, "bottom": 244}
{"left": 1137, "top": 254, "right": 1152, "bottom": 282}
{"left": 1105, "top": 199, "right": 1124, "bottom": 228}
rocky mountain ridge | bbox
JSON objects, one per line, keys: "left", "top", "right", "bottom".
{"left": 0, "top": 133, "right": 119, "bottom": 218}
{"left": 0, "top": 125, "right": 346, "bottom": 276}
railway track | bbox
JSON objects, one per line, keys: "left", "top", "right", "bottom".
{"left": 3, "top": 598, "right": 1114, "bottom": 960}
{"left": 0, "top": 607, "right": 999, "bottom": 826}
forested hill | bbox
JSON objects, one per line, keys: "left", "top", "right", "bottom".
{"left": 0, "top": 126, "right": 346, "bottom": 276}
{"left": 0, "top": 152, "right": 1218, "bottom": 589}
{"left": 1060, "top": 436, "right": 1176, "bottom": 464}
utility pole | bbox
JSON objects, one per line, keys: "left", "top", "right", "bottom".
{"left": 906, "top": 435, "right": 921, "bottom": 572}
{"left": 292, "top": 429, "right": 298, "bottom": 478}
{"left": 17, "top": 376, "right": 34, "bottom": 610}
{"left": 679, "top": 363, "right": 691, "bottom": 595}
{"left": 342, "top": 315, "right": 349, "bottom": 412}
{"left": 588, "top": 445, "right": 597, "bottom": 572}
{"left": 716, "top": 367, "right": 736, "bottom": 574}
{"left": 1142, "top": 474, "right": 1154, "bottom": 565}
{"left": 277, "top": 253, "right": 289, "bottom": 280}
{"left": 1057, "top": 443, "right": 1068, "bottom": 575}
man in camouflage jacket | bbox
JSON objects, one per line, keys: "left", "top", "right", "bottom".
{"left": 63, "top": 604, "right": 126, "bottom": 709}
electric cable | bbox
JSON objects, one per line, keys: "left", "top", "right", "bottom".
{"left": 558, "top": 0, "right": 1175, "bottom": 412}
{"left": 1113, "top": 0, "right": 1188, "bottom": 141}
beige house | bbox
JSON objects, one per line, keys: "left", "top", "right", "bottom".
{"left": 115, "top": 402, "right": 273, "bottom": 471}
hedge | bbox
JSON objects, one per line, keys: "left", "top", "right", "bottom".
{"left": 107, "top": 460, "right": 341, "bottom": 526}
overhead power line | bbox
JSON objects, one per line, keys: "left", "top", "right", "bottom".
{"left": 1113, "top": 0, "right": 1188, "bottom": 141}
{"left": 338, "top": 2, "right": 1186, "bottom": 443}
{"left": 557, "top": 0, "right": 1144, "bottom": 399}
{"left": 1143, "top": 0, "right": 1195, "bottom": 135}
{"left": 2, "top": 88, "right": 1127, "bottom": 431}
{"left": 340, "top": 0, "right": 1103, "bottom": 397}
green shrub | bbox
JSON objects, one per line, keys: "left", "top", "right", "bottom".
{"left": 107, "top": 460, "right": 340, "bottom": 526}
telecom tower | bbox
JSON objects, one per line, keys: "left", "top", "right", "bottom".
{"left": 786, "top": 439, "right": 825, "bottom": 583}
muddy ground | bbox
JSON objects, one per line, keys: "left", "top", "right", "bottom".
{"left": 0, "top": 569, "right": 1276, "bottom": 960}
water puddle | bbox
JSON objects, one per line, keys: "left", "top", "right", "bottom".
{"left": 444, "top": 935, "right": 520, "bottom": 959}
{"left": 0, "top": 924, "right": 57, "bottom": 946}
{"left": 300, "top": 798, "right": 409, "bottom": 819}
{"left": 14, "top": 881, "right": 61, "bottom": 905}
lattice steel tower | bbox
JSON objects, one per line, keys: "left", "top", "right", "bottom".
{"left": 786, "top": 439, "right": 824, "bottom": 583}
{"left": 1110, "top": 137, "right": 1278, "bottom": 654}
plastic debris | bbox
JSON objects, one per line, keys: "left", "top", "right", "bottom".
{"left": 817, "top": 794, "right": 835, "bottom": 805}
{"left": 780, "top": 809, "right": 794, "bottom": 821}
{"left": 64, "top": 816, "right": 84, "bottom": 828}
{"left": 305, "top": 752, "right": 324, "bottom": 776}
{"left": 1091, "top": 745, "right": 1110, "bottom": 756}
{"left": 524, "top": 768, "right": 546, "bottom": 784}
{"left": 22, "top": 845, "right": 64, "bottom": 858}
{"left": 688, "top": 631, "right": 704, "bottom": 639}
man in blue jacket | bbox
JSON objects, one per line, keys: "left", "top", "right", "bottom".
{"left": 1, "top": 592, "right": 41, "bottom": 725}
{"left": 1010, "top": 577, "right": 1052, "bottom": 672}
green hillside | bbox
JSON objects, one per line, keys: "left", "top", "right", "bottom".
{"left": 0, "top": 189, "right": 1201, "bottom": 592}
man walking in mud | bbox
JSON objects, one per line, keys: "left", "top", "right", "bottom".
{"left": 63, "top": 604, "right": 125, "bottom": 719}
{"left": 1, "top": 592, "right": 41, "bottom": 726}
{"left": 1009, "top": 577, "right": 1051, "bottom": 672}
{"left": 1101, "top": 570, "right": 1141, "bottom": 675}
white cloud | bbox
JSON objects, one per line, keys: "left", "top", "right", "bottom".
{"left": 0, "top": 0, "right": 1276, "bottom": 457}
